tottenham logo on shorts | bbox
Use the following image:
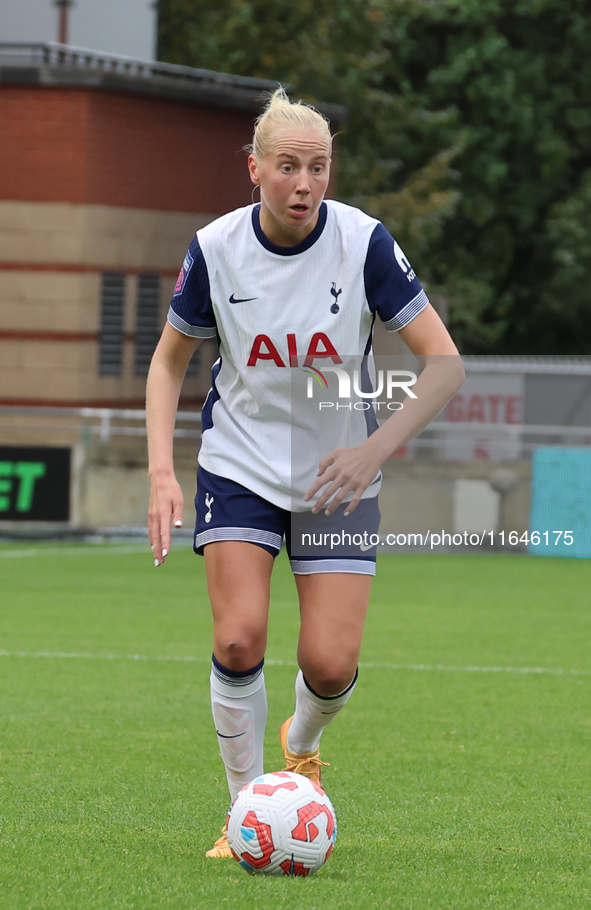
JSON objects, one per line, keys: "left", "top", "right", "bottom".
{"left": 330, "top": 282, "right": 342, "bottom": 313}
{"left": 204, "top": 492, "right": 214, "bottom": 524}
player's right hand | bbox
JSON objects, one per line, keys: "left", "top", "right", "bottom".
{"left": 148, "top": 474, "right": 184, "bottom": 566}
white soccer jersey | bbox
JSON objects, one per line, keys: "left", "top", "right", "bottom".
{"left": 168, "top": 200, "right": 429, "bottom": 510}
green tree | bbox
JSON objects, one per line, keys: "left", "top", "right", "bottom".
{"left": 158, "top": 0, "right": 591, "bottom": 354}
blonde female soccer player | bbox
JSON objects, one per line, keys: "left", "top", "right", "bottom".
{"left": 146, "top": 88, "right": 464, "bottom": 857}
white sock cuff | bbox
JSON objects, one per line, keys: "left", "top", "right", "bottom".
{"left": 298, "top": 667, "right": 358, "bottom": 705}
{"left": 211, "top": 657, "right": 265, "bottom": 699}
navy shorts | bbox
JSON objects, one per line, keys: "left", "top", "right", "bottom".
{"left": 194, "top": 465, "right": 380, "bottom": 575}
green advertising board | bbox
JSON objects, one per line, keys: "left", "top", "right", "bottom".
{"left": 0, "top": 447, "right": 71, "bottom": 522}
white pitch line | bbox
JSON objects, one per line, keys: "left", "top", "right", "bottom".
{"left": 0, "top": 650, "right": 208, "bottom": 662}
{"left": 0, "top": 650, "right": 588, "bottom": 677}
{"left": 357, "top": 661, "right": 590, "bottom": 677}
{"left": 0, "top": 545, "right": 149, "bottom": 559}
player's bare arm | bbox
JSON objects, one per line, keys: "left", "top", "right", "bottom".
{"left": 146, "top": 321, "right": 202, "bottom": 564}
{"left": 305, "top": 304, "right": 465, "bottom": 515}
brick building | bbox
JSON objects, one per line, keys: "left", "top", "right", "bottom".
{"left": 0, "top": 43, "right": 345, "bottom": 409}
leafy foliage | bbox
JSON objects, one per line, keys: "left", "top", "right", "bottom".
{"left": 158, "top": 0, "right": 591, "bottom": 353}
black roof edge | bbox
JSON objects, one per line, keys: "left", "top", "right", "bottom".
{"left": 0, "top": 42, "right": 348, "bottom": 123}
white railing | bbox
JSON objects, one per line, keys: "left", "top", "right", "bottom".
{"left": 0, "top": 406, "right": 201, "bottom": 443}
{"left": 409, "top": 420, "right": 591, "bottom": 456}
{"left": 1, "top": 406, "right": 590, "bottom": 453}
{"left": 424, "top": 420, "right": 591, "bottom": 439}
{"left": 460, "top": 355, "right": 591, "bottom": 375}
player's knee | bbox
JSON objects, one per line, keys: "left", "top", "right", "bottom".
{"left": 215, "top": 635, "right": 266, "bottom": 671}
{"left": 303, "top": 661, "right": 356, "bottom": 697}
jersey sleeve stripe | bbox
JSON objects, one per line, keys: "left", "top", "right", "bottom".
{"left": 167, "top": 306, "right": 217, "bottom": 339}
{"left": 382, "top": 289, "right": 430, "bottom": 332}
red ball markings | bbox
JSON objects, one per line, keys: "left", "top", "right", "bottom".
{"left": 252, "top": 780, "right": 299, "bottom": 797}
{"left": 279, "top": 858, "right": 311, "bottom": 877}
{"left": 239, "top": 810, "right": 275, "bottom": 869}
{"left": 291, "top": 801, "right": 335, "bottom": 842}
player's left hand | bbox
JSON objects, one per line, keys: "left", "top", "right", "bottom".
{"left": 303, "top": 444, "right": 383, "bottom": 516}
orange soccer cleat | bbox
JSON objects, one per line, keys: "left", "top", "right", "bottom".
{"left": 280, "top": 716, "right": 329, "bottom": 787}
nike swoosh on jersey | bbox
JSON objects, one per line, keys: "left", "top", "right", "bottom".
{"left": 229, "top": 294, "right": 258, "bottom": 304}
{"left": 359, "top": 542, "right": 374, "bottom": 551}
{"left": 216, "top": 730, "right": 246, "bottom": 739}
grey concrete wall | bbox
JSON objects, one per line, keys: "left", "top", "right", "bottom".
{"left": 70, "top": 441, "right": 531, "bottom": 534}
{"left": 70, "top": 436, "right": 199, "bottom": 530}
{"left": 0, "top": 429, "right": 532, "bottom": 535}
{"left": 379, "top": 458, "right": 530, "bottom": 537}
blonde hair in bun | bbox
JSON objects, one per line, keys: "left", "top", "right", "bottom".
{"left": 250, "top": 86, "right": 332, "bottom": 162}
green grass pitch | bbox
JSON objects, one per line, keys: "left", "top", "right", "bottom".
{"left": 1, "top": 543, "right": 590, "bottom": 909}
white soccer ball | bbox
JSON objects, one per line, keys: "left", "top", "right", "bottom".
{"left": 226, "top": 771, "right": 337, "bottom": 876}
